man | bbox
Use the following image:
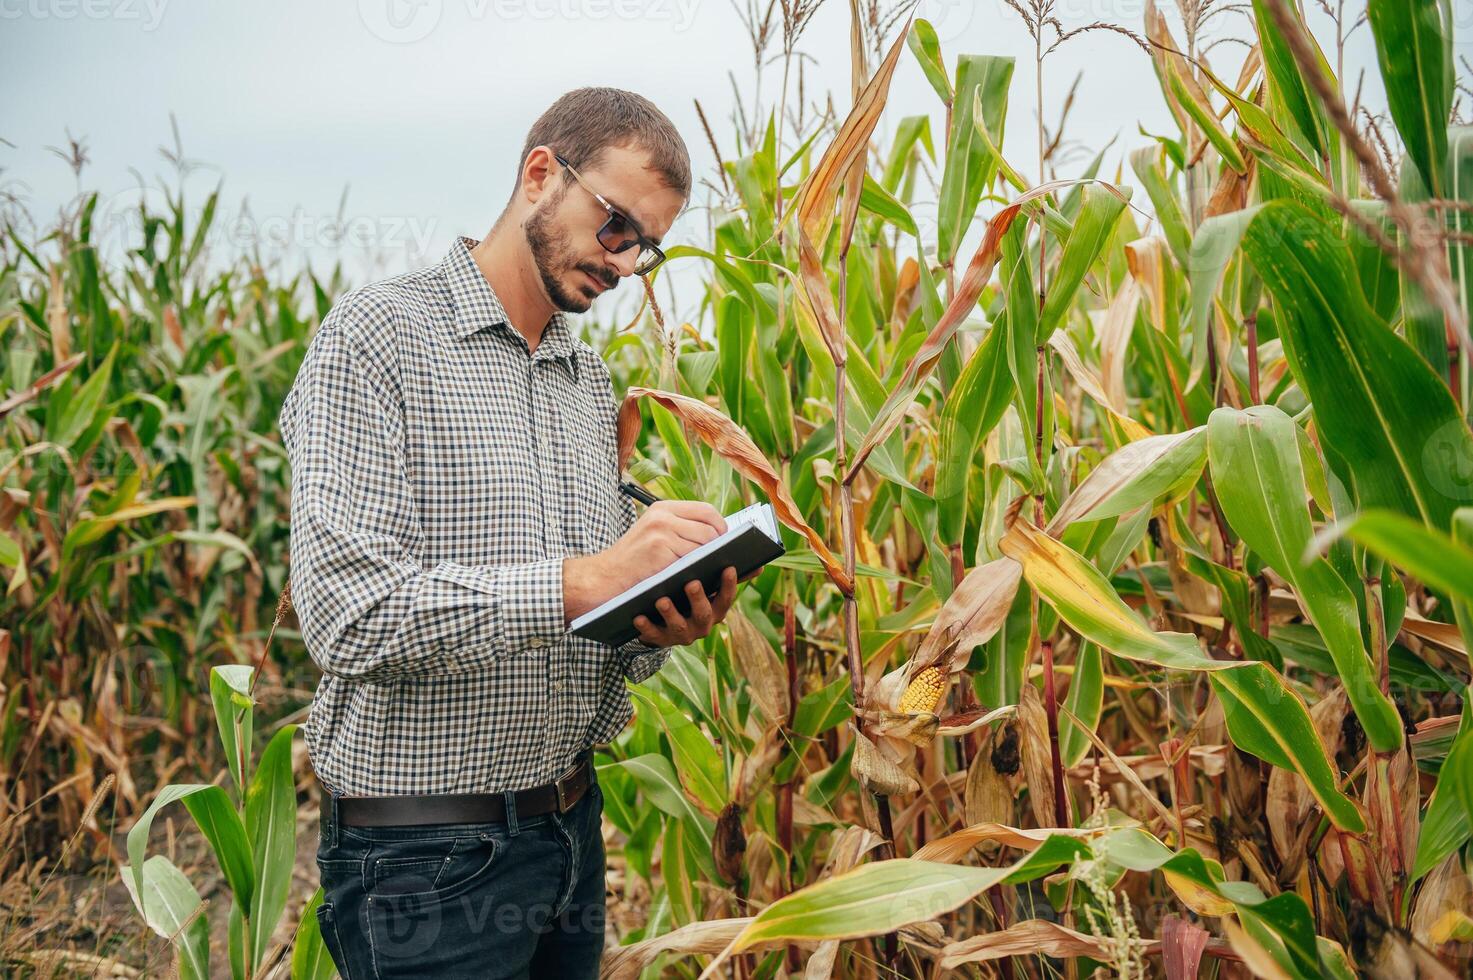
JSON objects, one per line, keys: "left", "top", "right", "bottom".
{"left": 279, "top": 88, "right": 747, "bottom": 979}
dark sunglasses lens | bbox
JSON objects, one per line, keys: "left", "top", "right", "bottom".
{"left": 597, "top": 212, "right": 636, "bottom": 250}
{"left": 634, "top": 247, "right": 662, "bottom": 274}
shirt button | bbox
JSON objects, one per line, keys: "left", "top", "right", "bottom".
{"left": 529, "top": 636, "right": 546, "bottom": 649}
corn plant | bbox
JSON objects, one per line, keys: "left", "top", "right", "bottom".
{"left": 7, "top": 0, "right": 1473, "bottom": 976}
{"left": 122, "top": 663, "right": 331, "bottom": 979}
{"left": 590, "top": 1, "right": 1473, "bottom": 976}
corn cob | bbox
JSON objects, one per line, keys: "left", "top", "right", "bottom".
{"left": 898, "top": 666, "right": 947, "bottom": 714}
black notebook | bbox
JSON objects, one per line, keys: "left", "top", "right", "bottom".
{"left": 569, "top": 501, "right": 786, "bottom": 648}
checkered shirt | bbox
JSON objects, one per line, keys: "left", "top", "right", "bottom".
{"left": 279, "top": 235, "right": 670, "bottom": 796}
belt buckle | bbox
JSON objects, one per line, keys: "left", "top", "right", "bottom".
{"left": 553, "top": 755, "right": 582, "bottom": 812}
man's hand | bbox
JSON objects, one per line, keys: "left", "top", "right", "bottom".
{"left": 562, "top": 500, "right": 762, "bottom": 627}
{"left": 630, "top": 564, "right": 759, "bottom": 647}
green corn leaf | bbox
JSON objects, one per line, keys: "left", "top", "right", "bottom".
{"left": 1047, "top": 427, "right": 1207, "bottom": 532}
{"left": 629, "top": 686, "right": 726, "bottom": 814}
{"left": 245, "top": 724, "right": 299, "bottom": 969}
{"left": 906, "top": 18, "right": 952, "bottom": 106}
{"left": 858, "top": 172, "right": 918, "bottom": 236}
{"left": 127, "top": 783, "right": 255, "bottom": 917}
{"left": 48, "top": 341, "right": 118, "bottom": 450}
{"left": 1242, "top": 201, "right": 1473, "bottom": 533}
{"left": 1000, "top": 519, "right": 1364, "bottom": 832}
{"left": 613, "top": 753, "right": 717, "bottom": 879}
{"left": 1324, "top": 509, "right": 1473, "bottom": 605}
{"left": 291, "top": 887, "right": 337, "bottom": 980}
{"left": 210, "top": 665, "right": 255, "bottom": 798}
{"left": 1208, "top": 406, "right": 1402, "bottom": 751}
{"left": 1039, "top": 184, "right": 1130, "bottom": 340}
{"left": 723, "top": 835, "right": 1089, "bottom": 953}
{"left": 1251, "top": 0, "right": 1333, "bottom": 159}
{"left": 936, "top": 56, "right": 1013, "bottom": 266}
{"left": 936, "top": 324, "right": 1014, "bottom": 544}
{"left": 1165, "top": 62, "right": 1247, "bottom": 174}
{"left": 120, "top": 856, "right": 211, "bottom": 980}
{"left": 1367, "top": 0, "right": 1453, "bottom": 197}
{"left": 1058, "top": 642, "right": 1103, "bottom": 768}
{"left": 1412, "top": 699, "right": 1473, "bottom": 880}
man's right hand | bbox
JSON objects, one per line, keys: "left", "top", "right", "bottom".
{"left": 563, "top": 500, "right": 729, "bottom": 623}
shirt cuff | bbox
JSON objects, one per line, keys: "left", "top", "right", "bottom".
{"left": 495, "top": 556, "right": 568, "bottom": 653}
{"left": 618, "top": 635, "right": 670, "bottom": 683}
{"left": 432, "top": 556, "right": 567, "bottom": 663}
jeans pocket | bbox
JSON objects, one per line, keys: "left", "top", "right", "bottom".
{"left": 366, "top": 832, "right": 504, "bottom": 903}
{"left": 316, "top": 900, "right": 355, "bottom": 980}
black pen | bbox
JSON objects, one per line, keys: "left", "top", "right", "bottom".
{"left": 618, "top": 480, "right": 661, "bottom": 506}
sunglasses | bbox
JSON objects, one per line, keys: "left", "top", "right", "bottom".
{"left": 553, "top": 152, "right": 667, "bottom": 276}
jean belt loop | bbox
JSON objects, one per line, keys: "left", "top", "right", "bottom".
{"left": 326, "top": 790, "right": 340, "bottom": 848}
{"left": 503, "top": 789, "right": 520, "bottom": 837}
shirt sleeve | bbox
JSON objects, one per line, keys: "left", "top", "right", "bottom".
{"left": 280, "top": 304, "right": 567, "bottom": 682}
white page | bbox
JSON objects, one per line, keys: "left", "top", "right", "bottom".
{"left": 570, "top": 502, "right": 777, "bottom": 631}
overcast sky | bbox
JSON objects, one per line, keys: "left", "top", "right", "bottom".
{"left": 2, "top": 0, "right": 1394, "bottom": 331}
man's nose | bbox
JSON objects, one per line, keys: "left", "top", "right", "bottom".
{"left": 605, "top": 248, "right": 639, "bottom": 278}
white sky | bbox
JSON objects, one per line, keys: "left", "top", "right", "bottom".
{"left": 2, "top": 0, "right": 1396, "bottom": 332}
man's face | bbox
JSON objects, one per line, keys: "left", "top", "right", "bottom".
{"left": 523, "top": 144, "right": 684, "bottom": 314}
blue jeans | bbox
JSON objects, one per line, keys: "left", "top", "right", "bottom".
{"left": 314, "top": 776, "right": 607, "bottom": 979}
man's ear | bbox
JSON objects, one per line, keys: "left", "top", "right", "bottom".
{"left": 520, "top": 146, "right": 558, "bottom": 205}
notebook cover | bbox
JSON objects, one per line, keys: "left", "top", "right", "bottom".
{"left": 569, "top": 506, "right": 785, "bottom": 648}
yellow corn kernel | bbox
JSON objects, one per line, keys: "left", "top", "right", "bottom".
{"left": 898, "top": 666, "right": 947, "bottom": 714}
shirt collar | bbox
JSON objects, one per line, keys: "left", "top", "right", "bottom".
{"left": 442, "top": 235, "right": 579, "bottom": 380}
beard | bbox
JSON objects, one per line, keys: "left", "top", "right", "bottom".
{"left": 523, "top": 187, "right": 614, "bottom": 314}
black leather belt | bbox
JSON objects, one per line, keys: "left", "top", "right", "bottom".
{"left": 335, "top": 750, "right": 594, "bottom": 827}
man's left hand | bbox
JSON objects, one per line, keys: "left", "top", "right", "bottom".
{"left": 631, "top": 564, "right": 758, "bottom": 647}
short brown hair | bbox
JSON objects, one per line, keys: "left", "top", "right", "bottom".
{"left": 514, "top": 87, "right": 691, "bottom": 204}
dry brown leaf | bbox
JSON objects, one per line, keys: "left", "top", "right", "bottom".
{"left": 1268, "top": 689, "right": 1347, "bottom": 867}
{"left": 1162, "top": 913, "right": 1212, "bottom": 980}
{"left": 1365, "top": 747, "right": 1419, "bottom": 887}
{"left": 964, "top": 727, "right": 1016, "bottom": 827}
{"left": 46, "top": 263, "right": 70, "bottom": 363}
{"left": 786, "top": 16, "right": 912, "bottom": 250}
{"left": 601, "top": 917, "right": 755, "bottom": 980}
{"left": 937, "top": 703, "right": 1017, "bottom": 739}
{"left": 1160, "top": 514, "right": 1220, "bottom": 617}
{"left": 163, "top": 304, "right": 184, "bottom": 353}
{"left": 851, "top": 726, "right": 919, "bottom": 796}
{"left": 913, "top": 822, "right": 1101, "bottom": 864}
{"left": 1097, "top": 278, "right": 1142, "bottom": 414}
{"left": 1400, "top": 613, "right": 1468, "bottom": 657}
{"left": 725, "top": 606, "right": 789, "bottom": 724}
{"left": 0, "top": 352, "right": 85, "bottom": 419}
{"left": 1017, "top": 683, "right": 1060, "bottom": 828}
{"left": 939, "top": 919, "right": 1157, "bottom": 970}
{"left": 891, "top": 256, "right": 920, "bottom": 329}
{"left": 1205, "top": 150, "right": 1256, "bottom": 217}
{"left": 1223, "top": 918, "right": 1294, "bottom": 980}
{"left": 797, "top": 225, "right": 845, "bottom": 366}
{"left": 1125, "top": 236, "right": 1171, "bottom": 336}
{"left": 911, "top": 557, "right": 1023, "bottom": 674}
{"left": 1410, "top": 853, "right": 1473, "bottom": 950}
{"left": 617, "top": 387, "right": 853, "bottom": 594}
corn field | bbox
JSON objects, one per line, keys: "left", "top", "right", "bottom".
{"left": 4, "top": 0, "right": 1473, "bottom": 977}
